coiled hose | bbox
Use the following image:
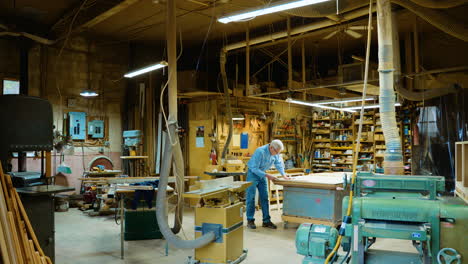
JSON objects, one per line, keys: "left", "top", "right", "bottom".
{"left": 155, "top": 124, "right": 216, "bottom": 249}
{"left": 282, "top": 0, "right": 468, "bottom": 42}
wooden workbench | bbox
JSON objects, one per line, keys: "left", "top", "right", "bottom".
{"left": 274, "top": 173, "right": 349, "bottom": 228}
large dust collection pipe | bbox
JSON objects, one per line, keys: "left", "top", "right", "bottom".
{"left": 224, "top": 0, "right": 466, "bottom": 53}
{"left": 377, "top": 0, "right": 404, "bottom": 174}
{"left": 156, "top": 124, "right": 216, "bottom": 248}
{"left": 155, "top": 0, "right": 215, "bottom": 248}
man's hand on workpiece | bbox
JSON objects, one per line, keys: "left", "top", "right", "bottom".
{"left": 282, "top": 174, "right": 291, "bottom": 180}
{"left": 266, "top": 174, "right": 277, "bottom": 181}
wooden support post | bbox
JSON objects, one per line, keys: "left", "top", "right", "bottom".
{"left": 405, "top": 32, "right": 413, "bottom": 91}
{"left": 413, "top": 15, "right": 420, "bottom": 89}
{"left": 287, "top": 16, "right": 293, "bottom": 90}
{"left": 45, "top": 151, "right": 52, "bottom": 177}
{"left": 246, "top": 23, "right": 250, "bottom": 96}
{"left": 301, "top": 39, "right": 306, "bottom": 100}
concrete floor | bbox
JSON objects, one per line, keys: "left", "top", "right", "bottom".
{"left": 55, "top": 206, "right": 417, "bottom": 264}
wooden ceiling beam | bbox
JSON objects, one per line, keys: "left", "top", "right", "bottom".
{"left": 77, "top": 0, "right": 141, "bottom": 31}
{"left": 49, "top": 0, "right": 141, "bottom": 38}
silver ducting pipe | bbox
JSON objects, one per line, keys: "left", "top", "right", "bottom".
{"left": 284, "top": 0, "right": 466, "bottom": 18}
{"left": 225, "top": 0, "right": 466, "bottom": 52}
{"left": 392, "top": 0, "right": 468, "bottom": 41}
{"left": 156, "top": 124, "right": 216, "bottom": 248}
{"left": 408, "top": 0, "right": 467, "bottom": 9}
{"left": 396, "top": 85, "right": 457, "bottom": 100}
{"left": 377, "top": 0, "right": 404, "bottom": 175}
{"left": 225, "top": 6, "right": 371, "bottom": 51}
{"left": 285, "top": 0, "right": 369, "bottom": 17}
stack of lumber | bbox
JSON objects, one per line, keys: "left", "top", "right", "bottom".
{"left": 0, "top": 164, "right": 52, "bottom": 264}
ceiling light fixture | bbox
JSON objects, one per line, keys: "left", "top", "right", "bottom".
{"left": 124, "top": 61, "right": 168, "bottom": 78}
{"left": 218, "top": 0, "right": 331, "bottom": 24}
{"left": 285, "top": 98, "right": 356, "bottom": 113}
{"left": 343, "top": 103, "right": 401, "bottom": 111}
{"left": 80, "top": 89, "right": 99, "bottom": 97}
{"left": 232, "top": 113, "right": 245, "bottom": 120}
{"left": 314, "top": 96, "right": 376, "bottom": 105}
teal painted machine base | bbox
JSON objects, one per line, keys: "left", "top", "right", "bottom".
{"left": 295, "top": 173, "right": 468, "bottom": 264}
{"left": 124, "top": 209, "right": 162, "bottom": 240}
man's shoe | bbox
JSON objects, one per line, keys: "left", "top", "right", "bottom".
{"left": 262, "top": 221, "right": 277, "bottom": 229}
{"left": 247, "top": 220, "right": 256, "bottom": 229}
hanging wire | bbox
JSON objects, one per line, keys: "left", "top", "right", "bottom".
{"left": 324, "top": 0, "right": 373, "bottom": 262}
{"left": 195, "top": 1, "right": 216, "bottom": 73}
{"left": 54, "top": 0, "right": 89, "bottom": 130}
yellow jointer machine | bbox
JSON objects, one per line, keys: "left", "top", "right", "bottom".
{"left": 183, "top": 177, "right": 251, "bottom": 264}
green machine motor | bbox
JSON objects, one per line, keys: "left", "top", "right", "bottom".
{"left": 296, "top": 224, "right": 340, "bottom": 264}
{"left": 295, "top": 173, "right": 468, "bottom": 264}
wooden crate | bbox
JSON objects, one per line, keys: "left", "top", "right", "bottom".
{"left": 455, "top": 141, "right": 468, "bottom": 204}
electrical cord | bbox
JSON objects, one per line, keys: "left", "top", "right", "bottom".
{"left": 324, "top": 0, "right": 373, "bottom": 263}
{"left": 159, "top": 27, "right": 184, "bottom": 147}
{"left": 54, "top": 0, "right": 89, "bottom": 130}
{"left": 195, "top": 0, "right": 215, "bottom": 73}
{"left": 339, "top": 250, "right": 351, "bottom": 264}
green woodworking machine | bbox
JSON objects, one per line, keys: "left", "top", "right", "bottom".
{"left": 296, "top": 172, "right": 468, "bottom": 264}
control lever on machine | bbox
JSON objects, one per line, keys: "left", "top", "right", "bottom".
{"left": 437, "top": 248, "right": 461, "bottom": 264}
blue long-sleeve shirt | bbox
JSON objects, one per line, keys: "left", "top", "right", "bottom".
{"left": 247, "top": 144, "right": 286, "bottom": 178}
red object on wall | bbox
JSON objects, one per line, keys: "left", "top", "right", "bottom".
{"left": 210, "top": 150, "right": 217, "bottom": 165}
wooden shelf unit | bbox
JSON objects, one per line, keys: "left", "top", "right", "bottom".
{"left": 307, "top": 108, "right": 409, "bottom": 174}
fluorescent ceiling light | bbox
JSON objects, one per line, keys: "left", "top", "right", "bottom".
{"left": 124, "top": 61, "right": 168, "bottom": 78}
{"left": 232, "top": 113, "right": 245, "bottom": 120}
{"left": 314, "top": 96, "right": 376, "bottom": 105}
{"left": 343, "top": 103, "right": 401, "bottom": 111}
{"left": 286, "top": 98, "right": 356, "bottom": 113}
{"left": 218, "top": 0, "right": 331, "bottom": 24}
{"left": 80, "top": 90, "right": 99, "bottom": 97}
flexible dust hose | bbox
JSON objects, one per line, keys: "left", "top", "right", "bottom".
{"left": 220, "top": 50, "right": 233, "bottom": 161}
{"left": 170, "top": 136, "right": 184, "bottom": 234}
{"left": 408, "top": 0, "right": 467, "bottom": 9}
{"left": 324, "top": 1, "right": 374, "bottom": 263}
{"left": 284, "top": 0, "right": 465, "bottom": 18}
{"left": 156, "top": 125, "right": 216, "bottom": 249}
{"left": 392, "top": 0, "right": 468, "bottom": 42}
{"left": 396, "top": 85, "right": 457, "bottom": 101}
{"left": 377, "top": 0, "right": 405, "bottom": 175}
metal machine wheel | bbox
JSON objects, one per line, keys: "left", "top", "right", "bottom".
{"left": 437, "top": 248, "right": 461, "bottom": 264}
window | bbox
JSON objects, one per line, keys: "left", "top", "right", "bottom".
{"left": 3, "top": 79, "right": 20, "bottom": 95}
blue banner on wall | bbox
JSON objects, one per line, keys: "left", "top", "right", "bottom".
{"left": 241, "top": 132, "right": 248, "bottom": 149}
